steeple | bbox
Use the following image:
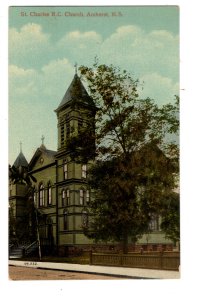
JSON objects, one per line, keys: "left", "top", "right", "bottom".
{"left": 13, "top": 143, "right": 28, "bottom": 168}
{"left": 55, "top": 73, "right": 94, "bottom": 113}
{"left": 39, "top": 135, "right": 46, "bottom": 150}
{"left": 55, "top": 72, "right": 96, "bottom": 152}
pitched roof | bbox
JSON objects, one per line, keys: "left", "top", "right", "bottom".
{"left": 55, "top": 74, "right": 95, "bottom": 112}
{"left": 13, "top": 151, "right": 28, "bottom": 168}
{"left": 28, "top": 145, "right": 57, "bottom": 169}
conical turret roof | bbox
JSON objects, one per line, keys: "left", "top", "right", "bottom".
{"left": 55, "top": 74, "right": 95, "bottom": 112}
{"left": 13, "top": 151, "right": 28, "bottom": 168}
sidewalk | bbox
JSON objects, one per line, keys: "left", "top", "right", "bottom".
{"left": 9, "top": 260, "right": 180, "bottom": 279}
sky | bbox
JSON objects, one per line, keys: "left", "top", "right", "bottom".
{"left": 9, "top": 5, "right": 179, "bottom": 165}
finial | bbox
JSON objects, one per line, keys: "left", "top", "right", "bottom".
{"left": 41, "top": 135, "right": 45, "bottom": 145}
{"left": 20, "top": 141, "right": 22, "bottom": 153}
{"left": 74, "top": 62, "right": 78, "bottom": 74}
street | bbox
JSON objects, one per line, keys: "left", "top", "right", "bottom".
{"left": 9, "top": 266, "right": 127, "bottom": 280}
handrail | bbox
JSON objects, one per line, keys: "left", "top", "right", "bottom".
{"left": 25, "top": 241, "right": 38, "bottom": 253}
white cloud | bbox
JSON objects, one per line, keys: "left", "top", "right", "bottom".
{"left": 9, "top": 23, "right": 51, "bottom": 68}
{"left": 9, "top": 23, "right": 49, "bottom": 51}
{"left": 9, "top": 23, "right": 179, "bottom": 163}
{"left": 9, "top": 65, "right": 38, "bottom": 99}
{"left": 138, "top": 72, "right": 179, "bottom": 105}
{"left": 57, "top": 30, "right": 102, "bottom": 64}
{"left": 99, "top": 25, "right": 179, "bottom": 82}
{"left": 67, "top": 30, "right": 102, "bottom": 42}
{"left": 9, "top": 58, "right": 75, "bottom": 105}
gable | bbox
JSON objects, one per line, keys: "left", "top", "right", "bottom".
{"left": 29, "top": 147, "right": 57, "bottom": 171}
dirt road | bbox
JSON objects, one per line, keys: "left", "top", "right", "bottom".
{"left": 9, "top": 266, "right": 127, "bottom": 280}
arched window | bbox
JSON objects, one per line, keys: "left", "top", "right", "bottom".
{"left": 47, "top": 183, "right": 52, "bottom": 206}
{"left": 82, "top": 209, "right": 88, "bottom": 228}
{"left": 63, "top": 209, "right": 68, "bottom": 230}
{"left": 80, "top": 189, "right": 84, "bottom": 205}
{"left": 39, "top": 183, "right": 45, "bottom": 207}
{"left": 63, "top": 160, "right": 68, "bottom": 179}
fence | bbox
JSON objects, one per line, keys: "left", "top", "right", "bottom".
{"left": 90, "top": 252, "right": 180, "bottom": 271}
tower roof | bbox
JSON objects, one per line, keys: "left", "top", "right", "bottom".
{"left": 55, "top": 74, "right": 95, "bottom": 112}
{"left": 13, "top": 151, "right": 28, "bottom": 168}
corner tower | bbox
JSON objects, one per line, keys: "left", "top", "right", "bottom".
{"left": 55, "top": 73, "right": 95, "bottom": 155}
{"left": 54, "top": 72, "right": 96, "bottom": 253}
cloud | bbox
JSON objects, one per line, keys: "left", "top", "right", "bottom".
{"left": 9, "top": 65, "right": 38, "bottom": 99}
{"left": 9, "top": 22, "right": 179, "bottom": 163}
{"left": 9, "top": 58, "right": 75, "bottom": 106}
{"left": 56, "top": 30, "right": 102, "bottom": 65}
{"left": 99, "top": 25, "right": 179, "bottom": 82}
{"left": 9, "top": 23, "right": 51, "bottom": 68}
{"left": 138, "top": 72, "right": 179, "bottom": 105}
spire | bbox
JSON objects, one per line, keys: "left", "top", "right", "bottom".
{"left": 40, "top": 135, "right": 46, "bottom": 150}
{"left": 55, "top": 73, "right": 95, "bottom": 112}
{"left": 74, "top": 62, "right": 78, "bottom": 75}
{"left": 13, "top": 150, "right": 28, "bottom": 168}
{"left": 20, "top": 141, "right": 22, "bottom": 153}
{"left": 41, "top": 135, "right": 45, "bottom": 145}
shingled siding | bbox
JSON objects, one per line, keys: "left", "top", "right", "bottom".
{"left": 90, "top": 252, "right": 180, "bottom": 271}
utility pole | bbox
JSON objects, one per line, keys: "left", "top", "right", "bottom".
{"left": 35, "top": 207, "right": 42, "bottom": 260}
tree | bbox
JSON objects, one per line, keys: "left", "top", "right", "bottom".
{"left": 160, "top": 192, "right": 180, "bottom": 246}
{"left": 79, "top": 62, "right": 179, "bottom": 161}
{"left": 9, "top": 165, "right": 37, "bottom": 241}
{"left": 85, "top": 142, "right": 177, "bottom": 253}
{"left": 71, "top": 62, "right": 179, "bottom": 253}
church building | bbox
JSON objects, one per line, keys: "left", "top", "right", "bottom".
{"left": 9, "top": 71, "right": 174, "bottom": 256}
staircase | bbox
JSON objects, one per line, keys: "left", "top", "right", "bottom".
{"left": 9, "top": 244, "right": 24, "bottom": 259}
{"left": 9, "top": 241, "right": 38, "bottom": 259}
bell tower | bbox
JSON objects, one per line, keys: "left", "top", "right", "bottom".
{"left": 55, "top": 72, "right": 96, "bottom": 155}
{"left": 54, "top": 70, "right": 96, "bottom": 253}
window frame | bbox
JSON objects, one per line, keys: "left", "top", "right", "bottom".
{"left": 63, "top": 160, "right": 68, "bottom": 180}
{"left": 62, "top": 189, "right": 66, "bottom": 207}
{"left": 86, "top": 190, "right": 90, "bottom": 203}
{"left": 47, "top": 183, "right": 52, "bottom": 206}
{"left": 66, "top": 189, "right": 70, "bottom": 206}
{"left": 39, "top": 183, "right": 45, "bottom": 207}
{"left": 63, "top": 209, "right": 68, "bottom": 230}
{"left": 81, "top": 164, "right": 87, "bottom": 178}
{"left": 80, "top": 189, "right": 84, "bottom": 205}
{"left": 82, "top": 209, "right": 89, "bottom": 228}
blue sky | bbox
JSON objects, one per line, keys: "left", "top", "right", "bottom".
{"left": 9, "top": 6, "right": 179, "bottom": 164}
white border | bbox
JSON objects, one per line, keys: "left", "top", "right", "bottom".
{"left": 1, "top": 0, "right": 200, "bottom": 299}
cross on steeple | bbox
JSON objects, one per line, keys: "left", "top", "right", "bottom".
{"left": 41, "top": 135, "right": 45, "bottom": 145}
{"left": 74, "top": 62, "right": 78, "bottom": 74}
{"left": 20, "top": 141, "right": 22, "bottom": 153}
